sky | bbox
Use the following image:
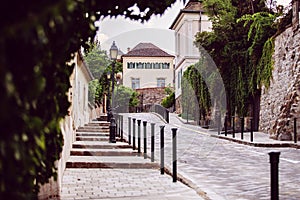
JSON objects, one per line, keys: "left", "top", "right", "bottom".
{"left": 96, "top": 0, "right": 291, "bottom": 55}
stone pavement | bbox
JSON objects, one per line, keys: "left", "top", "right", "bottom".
{"left": 120, "top": 112, "right": 300, "bottom": 200}
{"left": 60, "top": 120, "right": 204, "bottom": 200}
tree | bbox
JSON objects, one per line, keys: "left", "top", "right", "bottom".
{"left": 84, "top": 41, "right": 110, "bottom": 105}
{"left": 195, "top": 0, "right": 285, "bottom": 129}
{"left": 114, "top": 85, "right": 140, "bottom": 112}
{"left": 0, "top": 0, "right": 178, "bottom": 199}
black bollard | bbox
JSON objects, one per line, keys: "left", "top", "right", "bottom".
{"left": 128, "top": 117, "right": 131, "bottom": 145}
{"left": 269, "top": 152, "right": 280, "bottom": 200}
{"left": 151, "top": 123, "right": 155, "bottom": 162}
{"left": 294, "top": 118, "right": 297, "bottom": 143}
{"left": 118, "top": 115, "right": 121, "bottom": 137}
{"left": 121, "top": 115, "right": 123, "bottom": 141}
{"left": 132, "top": 118, "right": 136, "bottom": 150}
{"left": 109, "top": 118, "right": 116, "bottom": 143}
{"left": 217, "top": 113, "right": 221, "bottom": 135}
{"left": 240, "top": 117, "right": 244, "bottom": 140}
{"left": 160, "top": 125, "right": 165, "bottom": 175}
{"left": 250, "top": 118, "right": 253, "bottom": 142}
{"left": 224, "top": 115, "right": 227, "bottom": 136}
{"left": 232, "top": 116, "right": 235, "bottom": 138}
{"left": 137, "top": 120, "right": 141, "bottom": 155}
{"left": 143, "top": 121, "right": 147, "bottom": 159}
{"left": 172, "top": 128, "right": 178, "bottom": 182}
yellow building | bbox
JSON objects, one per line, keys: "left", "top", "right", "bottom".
{"left": 122, "top": 42, "right": 174, "bottom": 89}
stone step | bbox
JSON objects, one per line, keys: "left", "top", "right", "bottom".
{"left": 77, "top": 127, "right": 109, "bottom": 133}
{"left": 66, "top": 156, "right": 158, "bottom": 169}
{"left": 76, "top": 135, "right": 108, "bottom": 141}
{"left": 86, "top": 121, "right": 110, "bottom": 126}
{"left": 70, "top": 148, "right": 139, "bottom": 156}
{"left": 76, "top": 132, "right": 109, "bottom": 137}
{"left": 72, "top": 141, "right": 132, "bottom": 149}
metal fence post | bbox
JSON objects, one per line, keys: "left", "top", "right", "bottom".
{"left": 250, "top": 118, "right": 253, "bottom": 142}
{"left": 294, "top": 118, "right": 297, "bottom": 143}
{"left": 151, "top": 123, "right": 155, "bottom": 162}
{"left": 241, "top": 117, "right": 244, "bottom": 140}
{"left": 224, "top": 115, "right": 227, "bottom": 136}
{"left": 143, "top": 121, "right": 147, "bottom": 159}
{"left": 128, "top": 117, "right": 131, "bottom": 145}
{"left": 160, "top": 125, "right": 165, "bottom": 175}
{"left": 269, "top": 152, "right": 280, "bottom": 200}
{"left": 232, "top": 116, "right": 235, "bottom": 138}
{"left": 137, "top": 120, "right": 141, "bottom": 155}
{"left": 172, "top": 128, "right": 178, "bottom": 182}
{"left": 132, "top": 118, "right": 136, "bottom": 150}
{"left": 121, "top": 115, "right": 123, "bottom": 141}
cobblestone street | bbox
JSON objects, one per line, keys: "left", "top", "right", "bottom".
{"left": 122, "top": 113, "right": 300, "bottom": 200}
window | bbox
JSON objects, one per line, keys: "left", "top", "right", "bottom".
{"left": 131, "top": 78, "right": 140, "bottom": 89}
{"left": 157, "top": 78, "right": 165, "bottom": 87}
{"left": 162, "top": 63, "right": 170, "bottom": 69}
{"left": 137, "top": 62, "right": 144, "bottom": 69}
{"left": 177, "top": 69, "right": 182, "bottom": 89}
{"left": 127, "top": 62, "right": 135, "bottom": 69}
{"left": 153, "top": 62, "right": 160, "bottom": 69}
{"left": 145, "top": 62, "right": 152, "bottom": 69}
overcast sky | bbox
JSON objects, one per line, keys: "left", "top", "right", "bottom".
{"left": 96, "top": 0, "right": 291, "bottom": 55}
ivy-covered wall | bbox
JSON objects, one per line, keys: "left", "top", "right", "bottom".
{"left": 259, "top": 26, "right": 300, "bottom": 140}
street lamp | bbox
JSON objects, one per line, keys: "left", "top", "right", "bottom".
{"left": 109, "top": 41, "right": 118, "bottom": 143}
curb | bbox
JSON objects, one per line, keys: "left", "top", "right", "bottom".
{"left": 211, "top": 134, "right": 300, "bottom": 149}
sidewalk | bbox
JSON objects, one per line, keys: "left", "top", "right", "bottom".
{"left": 60, "top": 121, "right": 205, "bottom": 200}
{"left": 174, "top": 113, "right": 300, "bottom": 149}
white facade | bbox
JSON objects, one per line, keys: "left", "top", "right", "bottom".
{"left": 70, "top": 52, "right": 94, "bottom": 128}
{"left": 170, "top": 1, "right": 212, "bottom": 110}
{"left": 122, "top": 57, "right": 174, "bottom": 89}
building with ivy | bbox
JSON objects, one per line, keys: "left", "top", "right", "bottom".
{"left": 169, "top": 0, "right": 212, "bottom": 113}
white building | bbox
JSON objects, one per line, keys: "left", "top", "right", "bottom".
{"left": 122, "top": 42, "right": 174, "bottom": 89}
{"left": 169, "top": 0, "right": 212, "bottom": 113}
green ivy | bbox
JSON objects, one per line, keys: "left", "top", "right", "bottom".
{"left": 0, "top": 0, "right": 176, "bottom": 198}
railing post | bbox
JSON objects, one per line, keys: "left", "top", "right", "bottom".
{"left": 240, "top": 117, "right": 244, "bottom": 140}
{"left": 166, "top": 109, "right": 169, "bottom": 123}
{"left": 121, "top": 115, "right": 123, "bottom": 141}
{"left": 172, "top": 128, "right": 178, "bottom": 182}
{"left": 128, "top": 117, "right": 131, "bottom": 145}
{"left": 224, "top": 115, "right": 227, "bottom": 136}
{"left": 143, "top": 121, "right": 147, "bottom": 159}
{"left": 132, "top": 118, "right": 136, "bottom": 150}
{"left": 217, "top": 111, "right": 221, "bottom": 135}
{"left": 250, "top": 118, "right": 253, "bottom": 142}
{"left": 232, "top": 116, "right": 235, "bottom": 138}
{"left": 160, "top": 125, "right": 165, "bottom": 175}
{"left": 269, "top": 152, "right": 280, "bottom": 200}
{"left": 137, "top": 120, "right": 141, "bottom": 155}
{"left": 109, "top": 118, "right": 116, "bottom": 143}
{"left": 151, "top": 123, "right": 155, "bottom": 162}
{"left": 294, "top": 117, "right": 297, "bottom": 143}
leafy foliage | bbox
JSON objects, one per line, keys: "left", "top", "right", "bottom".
{"left": 195, "top": 0, "right": 282, "bottom": 118}
{"left": 114, "top": 85, "right": 140, "bottom": 112}
{"left": 161, "top": 86, "right": 175, "bottom": 109}
{"left": 0, "top": 0, "right": 177, "bottom": 198}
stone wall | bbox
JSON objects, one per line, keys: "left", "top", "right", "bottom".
{"left": 259, "top": 26, "right": 300, "bottom": 140}
{"left": 136, "top": 87, "right": 166, "bottom": 106}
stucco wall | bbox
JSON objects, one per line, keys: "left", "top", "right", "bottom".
{"left": 259, "top": 26, "right": 300, "bottom": 140}
{"left": 123, "top": 57, "right": 174, "bottom": 89}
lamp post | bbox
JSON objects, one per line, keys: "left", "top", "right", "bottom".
{"left": 106, "top": 71, "right": 111, "bottom": 122}
{"left": 109, "top": 41, "right": 118, "bottom": 143}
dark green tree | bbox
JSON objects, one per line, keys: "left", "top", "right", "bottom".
{"left": 195, "top": 0, "right": 287, "bottom": 129}
{"left": 0, "top": 0, "right": 178, "bottom": 199}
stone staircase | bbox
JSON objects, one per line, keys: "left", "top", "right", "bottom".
{"left": 66, "top": 120, "right": 158, "bottom": 169}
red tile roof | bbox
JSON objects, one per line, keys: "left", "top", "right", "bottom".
{"left": 122, "top": 43, "right": 174, "bottom": 57}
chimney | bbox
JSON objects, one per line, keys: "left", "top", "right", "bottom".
{"left": 127, "top": 47, "right": 131, "bottom": 52}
